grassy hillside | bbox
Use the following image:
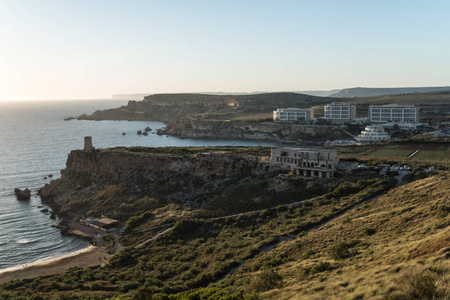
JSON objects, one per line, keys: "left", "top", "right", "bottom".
{"left": 0, "top": 176, "right": 398, "bottom": 299}
{"left": 251, "top": 172, "right": 450, "bottom": 299}
{"left": 1, "top": 147, "right": 448, "bottom": 299}
{"left": 338, "top": 140, "right": 450, "bottom": 168}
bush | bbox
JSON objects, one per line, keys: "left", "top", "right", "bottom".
{"left": 108, "top": 247, "right": 139, "bottom": 267}
{"left": 329, "top": 241, "right": 351, "bottom": 259}
{"left": 436, "top": 205, "right": 450, "bottom": 218}
{"left": 124, "top": 211, "right": 153, "bottom": 234}
{"left": 364, "top": 227, "right": 377, "bottom": 236}
{"left": 328, "top": 240, "right": 362, "bottom": 260}
{"left": 303, "top": 248, "right": 316, "bottom": 259}
{"left": 300, "top": 261, "right": 336, "bottom": 278}
{"left": 120, "top": 281, "right": 141, "bottom": 293}
{"left": 249, "top": 268, "right": 284, "bottom": 292}
{"left": 396, "top": 271, "right": 439, "bottom": 299}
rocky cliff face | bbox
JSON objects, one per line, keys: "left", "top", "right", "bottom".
{"left": 39, "top": 149, "right": 279, "bottom": 219}
{"left": 160, "top": 117, "right": 349, "bottom": 142}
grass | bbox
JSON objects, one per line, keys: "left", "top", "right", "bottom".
{"left": 338, "top": 143, "right": 450, "bottom": 167}
{"left": 247, "top": 173, "right": 450, "bottom": 299}
{"left": 111, "top": 146, "right": 272, "bottom": 157}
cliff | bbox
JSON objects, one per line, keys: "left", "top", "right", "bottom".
{"left": 160, "top": 117, "right": 352, "bottom": 142}
{"left": 77, "top": 92, "right": 337, "bottom": 122}
{"left": 39, "top": 147, "right": 321, "bottom": 221}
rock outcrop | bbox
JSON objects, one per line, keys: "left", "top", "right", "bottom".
{"left": 159, "top": 117, "right": 350, "bottom": 142}
{"left": 14, "top": 188, "right": 31, "bottom": 200}
{"left": 39, "top": 148, "right": 281, "bottom": 219}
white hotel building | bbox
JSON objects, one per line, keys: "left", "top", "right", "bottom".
{"left": 369, "top": 104, "right": 419, "bottom": 124}
{"left": 324, "top": 102, "right": 356, "bottom": 124}
{"left": 356, "top": 125, "right": 391, "bottom": 143}
{"left": 273, "top": 108, "right": 314, "bottom": 122}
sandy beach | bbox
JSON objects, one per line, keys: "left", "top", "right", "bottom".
{"left": 0, "top": 246, "right": 111, "bottom": 284}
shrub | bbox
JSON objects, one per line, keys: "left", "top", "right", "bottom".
{"left": 328, "top": 240, "right": 362, "bottom": 260}
{"left": 124, "top": 211, "right": 153, "bottom": 234}
{"left": 436, "top": 205, "right": 450, "bottom": 218}
{"left": 299, "top": 261, "right": 336, "bottom": 278}
{"left": 329, "top": 241, "right": 351, "bottom": 259}
{"left": 303, "top": 248, "right": 316, "bottom": 258}
{"left": 249, "top": 268, "right": 284, "bottom": 292}
{"left": 120, "top": 281, "right": 141, "bottom": 293}
{"left": 396, "top": 271, "right": 439, "bottom": 299}
{"left": 108, "top": 247, "right": 139, "bottom": 267}
{"left": 342, "top": 217, "right": 352, "bottom": 224}
{"left": 364, "top": 227, "right": 377, "bottom": 236}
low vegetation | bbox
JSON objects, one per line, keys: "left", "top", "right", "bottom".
{"left": 0, "top": 176, "right": 400, "bottom": 299}
{"left": 1, "top": 142, "right": 449, "bottom": 299}
{"left": 338, "top": 140, "right": 450, "bottom": 168}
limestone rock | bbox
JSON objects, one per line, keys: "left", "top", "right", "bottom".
{"left": 14, "top": 188, "right": 31, "bottom": 200}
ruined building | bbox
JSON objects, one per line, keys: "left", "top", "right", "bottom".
{"left": 270, "top": 147, "right": 338, "bottom": 178}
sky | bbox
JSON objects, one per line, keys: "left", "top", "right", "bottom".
{"left": 0, "top": 0, "right": 449, "bottom": 100}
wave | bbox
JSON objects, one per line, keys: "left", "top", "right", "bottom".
{"left": 15, "top": 238, "right": 38, "bottom": 244}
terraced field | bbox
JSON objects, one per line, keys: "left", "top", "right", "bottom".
{"left": 338, "top": 143, "right": 450, "bottom": 167}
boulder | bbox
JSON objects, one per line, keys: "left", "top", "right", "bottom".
{"left": 137, "top": 130, "right": 142, "bottom": 135}
{"left": 122, "top": 132, "right": 126, "bottom": 135}
{"left": 143, "top": 131, "right": 148, "bottom": 136}
{"left": 14, "top": 188, "right": 31, "bottom": 200}
{"left": 145, "top": 127, "right": 152, "bottom": 131}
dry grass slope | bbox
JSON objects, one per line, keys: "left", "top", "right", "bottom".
{"left": 249, "top": 174, "right": 450, "bottom": 299}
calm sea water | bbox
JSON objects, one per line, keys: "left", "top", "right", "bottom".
{"left": 0, "top": 99, "right": 276, "bottom": 271}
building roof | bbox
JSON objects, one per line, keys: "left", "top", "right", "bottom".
{"left": 91, "top": 217, "right": 119, "bottom": 228}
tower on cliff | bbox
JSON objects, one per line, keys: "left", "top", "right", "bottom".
{"left": 84, "top": 136, "right": 94, "bottom": 151}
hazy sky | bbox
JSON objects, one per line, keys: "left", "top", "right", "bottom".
{"left": 0, "top": 0, "right": 449, "bottom": 100}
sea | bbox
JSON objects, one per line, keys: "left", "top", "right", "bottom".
{"left": 0, "top": 99, "right": 277, "bottom": 272}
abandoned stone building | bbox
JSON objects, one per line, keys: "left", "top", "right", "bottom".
{"left": 270, "top": 147, "right": 338, "bottom": 178}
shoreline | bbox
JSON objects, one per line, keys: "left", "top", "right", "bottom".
{"left": 0, "top": 245, "right": 111, "bottom": 283}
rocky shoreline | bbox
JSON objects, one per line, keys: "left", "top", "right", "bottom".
{"left": 157, "top": 116, "right": 351, "bottom": 143}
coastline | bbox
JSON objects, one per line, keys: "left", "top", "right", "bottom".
{"left": 0, "top": 245, "right": 111, "bottom": 283}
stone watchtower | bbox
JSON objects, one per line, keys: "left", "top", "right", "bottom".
{"left": 83, "top": 136, "right": 94, "bottom": 151}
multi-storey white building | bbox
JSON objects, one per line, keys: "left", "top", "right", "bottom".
{"left": 369, "top": 104, "right": 419, "bottom": 124}
{"left": 270, "top": 147, "right": 338, "bottom": 178}
{"left": 273, "top": 108, "right": 314, "bottom": 122}
{"left": 324, "top": 102, "right": 356, "bottom": 124}
{"left": 356, "top": 125, "right": 391, "bottom": 143}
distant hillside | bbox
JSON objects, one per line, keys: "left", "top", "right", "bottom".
{"left": 112, "top": 90, "right": 340, "bottom": 100}
{"left": 331, "top": 86, "right": 450, "bottom": 98}
{"left": 294, "top": 89, "right": 341, "bottom": 97}
{"left": 80, "top": 92, "right": 341, "bottom": 122}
